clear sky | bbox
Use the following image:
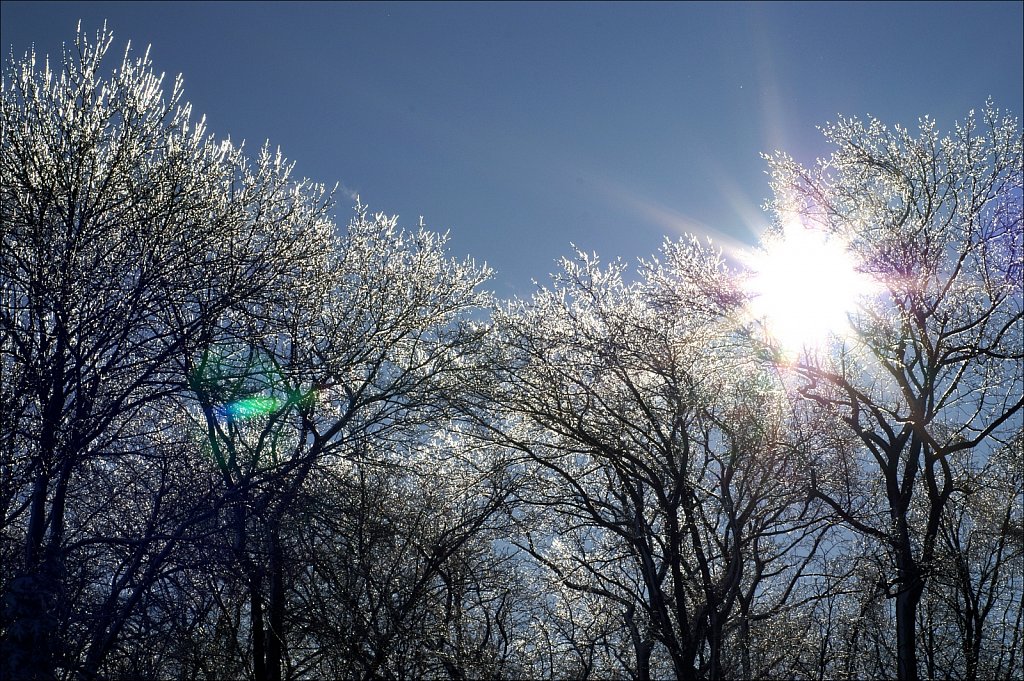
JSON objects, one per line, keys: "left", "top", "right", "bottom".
{"left": 3, "top": 1, "right": 1022, "bottom": 297}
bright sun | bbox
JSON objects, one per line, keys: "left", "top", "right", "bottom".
{"left": 746, "top": 220, "right": 872, "bottom": 357}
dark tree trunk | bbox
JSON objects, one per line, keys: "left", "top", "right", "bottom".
{"left": 6, "top": 370, "right": 68, "bottom": 681}
{"left": 895, "top": 572, "right": 924, "bottom": 681}
{"left": 738, "top": 600, "right": 752, "bottom": 681}
{"left": 251, "top": 580, "right": 267, "bottom": 681}
{"left": 1, "top": 563, "right": 60, "bottom": 681}
{"left": 625, "top": 605, "right": 652, "bottom": 681}
{"left": 3, "top": 474, "right": 56, "bottom": 681}
{"left": 266, "top": 530, "right": 286, "bottom": 681}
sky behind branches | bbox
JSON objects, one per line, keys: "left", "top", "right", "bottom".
{"left": 2, "top": 1, "right": 1022, "bottom": 297}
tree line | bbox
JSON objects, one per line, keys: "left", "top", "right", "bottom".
{"left": 2, "top": 27, "right": 1021, "bottom": 681}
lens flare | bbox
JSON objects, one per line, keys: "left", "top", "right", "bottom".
{"left": 220, "top": 396, "right": 281, "bottom": 420}
{"left": 746, "top": 219, "right": 872, "bottom": 358}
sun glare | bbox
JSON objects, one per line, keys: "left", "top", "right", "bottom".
{"left": 746, "top": 220, "right": 872, "bottom": 357}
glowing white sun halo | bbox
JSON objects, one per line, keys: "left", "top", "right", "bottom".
{"left": 746, "top": 220, "right": 872, "bottom": 357}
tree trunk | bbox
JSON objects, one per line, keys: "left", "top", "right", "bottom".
{"left": 675, "top": 640, "right": 700, "bottom": 681}
{"left": 895, "top": 576, "right": 924, "bottom": 681}
{"left": 1, "top": 564, "right": 60, "bottom": 681}
{"left": 251, "top": 581, "right": 267, "bottom": 681}
{"left": 706, "top": 610, "right": 722, "bottom": 680}
{"left": 625, "top": 605, "right": 651, "bottom": 681}
{"left": 266, "top": 530, "right": 285, "bottom": 681}
{"left": 738, "top": 602, "right": 752, "bottom": 681}
{"left": 3, "top": 472, "right": 56, "bottom": 681}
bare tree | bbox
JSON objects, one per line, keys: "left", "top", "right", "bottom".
{"left": 181, "top": 206, "right": 498, "bottom": 681}
{"left": 6, "top": 23, "right": 1019, "bottom": 681}
{"left": 490, "top": 242, "right": 829, "bottom": 680}
{"left": 0, "top": 26, "right": 333, "bottom": 679}
{"left": 762, "top": 102, "right": 1023, "bottom": 681}
{"left": 924, "top": 434, "right": 1023, "bottom": 681}
{"left": 1, "top": 26, "right": 508, "bottom": 681}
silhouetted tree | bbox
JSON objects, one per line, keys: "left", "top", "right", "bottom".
{"left": 1, "top": 26, "right": 332, "bottom": 679}
{"left": 762, "top": 102, "right": 1022, "bottom": 681}
{"left": 489, "top": 243, "right": 829, "bottom": 680}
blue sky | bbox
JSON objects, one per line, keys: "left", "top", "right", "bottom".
{"left": 3, "top": 1, "right": 1022, "bottom": 297}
